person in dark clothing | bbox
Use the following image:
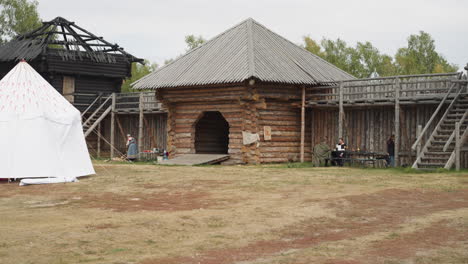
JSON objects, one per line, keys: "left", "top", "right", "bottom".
{"left": 387, "top": 135, "right": 395, "bottom": 167}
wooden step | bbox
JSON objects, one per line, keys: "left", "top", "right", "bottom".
{"left": 424, "top": 152, "right": 451, "bottom": 156}
{"left": 420, "top": 157, "right": 449, "bottom": 162}
{"left": 418, "top": 162, "right": 446, "bottom": 167}
{"left": 427, "top": 146, "right": 445, "bottom": 151}
{"left": 447, "top": 113, "right": 464, "bottom": 117}
{"left": 431, "top": 140, "right": 453, "bottom": 145}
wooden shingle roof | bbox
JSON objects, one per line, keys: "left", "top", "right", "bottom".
{"left": 133, "top": 18, "right": 354, "bottom": 89}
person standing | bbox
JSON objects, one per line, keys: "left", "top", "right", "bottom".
{"left": 126, "top": 134, "right": 138, "bottom": 161}
{"left": 387, "top": 135, "right": 395, "bottom": 167}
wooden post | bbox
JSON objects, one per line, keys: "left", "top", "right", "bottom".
{"left": 310, "top": 108, "right": 314, "bottom": 157}
{"left": 394, "top": 78, "right": 400, "bottom": 167}
{"left": 338, "top": 81, "right": 344, "bottom": 139}
{"left": 300, "top": 86, "right": 305, "bottom": 163}
{"left": 97, "top": 122, "right": 101, "bottom": 158}
{"left": 110, "top": 93, "right": 116, "bottom": 159}
{"left": 138, "top": 93, "right": 144, "bottom": 158}
{"left": 97, "top": 96, "right": 102, "bottom": 158}
{"left": 416, "top": 124, "right": 422, "bottom": 158}
{"left": 455, "top": 122, "right": 461, "bottom": 171}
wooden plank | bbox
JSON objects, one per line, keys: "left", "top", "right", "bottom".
{"left": 138, "top": 93, "right": 144, "bottom": 156}
{"left": 97, "top": 121, "right": 101, "bottom": 158}
{"left": 395, "top": 78, "right": 400, "bottom": 167}
{"left": 416, "top": 124, "right": 422, "bottom": 157}
{"left": 110, "top": 93, "right": 116, "bottom": 159}
{"left": 338, "top": 81, "right": 344, "bottom": 139}
{"left": 455, "top": 122, "right": 461, "bottom": 171}
{"left": 300, "top": 86, "right": 305, "bottom": 162}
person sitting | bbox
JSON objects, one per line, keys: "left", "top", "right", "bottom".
{"left": 126, "top": 134, "right": 138, "bottom": 161}
{"left": 335, "top": 138, "right": 346, "bottom": 166}
{"left": 313, "top": 137, "right": 331, "bottom": 167}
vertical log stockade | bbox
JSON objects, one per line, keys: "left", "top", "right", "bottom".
{"left": 394, "top": 78, "right": 401, "bottom": 167}
{"left": 300, "top": 86, "right": 306, "bottom": 162}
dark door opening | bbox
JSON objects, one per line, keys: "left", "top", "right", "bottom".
{"left": 195, "top": 111, "right": 229, "bottom": 154}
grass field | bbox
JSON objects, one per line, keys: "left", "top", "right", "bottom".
{"left": 1, "top": 162, "right": 467, "bottom": 264}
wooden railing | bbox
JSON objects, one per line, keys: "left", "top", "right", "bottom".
{"left": 114, "top": 92, "right": 163, "bottom": 112}
{"left": 310, "top": 72, "right": 461, "bottom": 104}
{"left": 69, "top": 91, "right": 164, "bottom": 114}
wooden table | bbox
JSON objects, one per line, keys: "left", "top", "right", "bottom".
{"left": 327, "top": 151, "right": 389, "bottom": 168}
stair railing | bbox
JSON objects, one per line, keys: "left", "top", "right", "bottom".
{"left": 411, "top": 73, "right": 463, "bottom": 151}
{"left": 81, "top": 93, "right": 103, "bottom": 118}
{"left": 411, "top": 80, "right": 463, "bottom": 168}
{"left": 445, "top": 125, "right": 468, "bottom": 169}
{"left": 443, "top": 109, "right": 468, "bottom": 152}
{"left": 84, "top": 106, "right": 112, "bottom": 138}
{"left": 82, "top": 95, "right": 112, "bottom": 128}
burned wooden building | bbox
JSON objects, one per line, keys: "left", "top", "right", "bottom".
{"left": 0, "top": 16, "right": 142, "bottom": 110}
{"left": 0, "top": 17, "right": 167, "bottom": 156}
{"left": 134, "top": 18, "right": 468, "bottom": 168}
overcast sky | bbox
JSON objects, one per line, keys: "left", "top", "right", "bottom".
{"left": 38, "top": 0, "right": 467, "bottom": 70}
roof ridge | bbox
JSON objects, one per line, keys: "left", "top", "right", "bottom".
{"left": 247, "top": 18, "right": 255, "bottom": 78}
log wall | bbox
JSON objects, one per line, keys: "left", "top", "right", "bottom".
{"left": 258, "top": 100, "right": 311, "bottom": 163}
{"left": 165, "top": 99, "right": 246, "bottom": 164}
{"left": 159, "top": 83, "right": 312, "bottom": 164}
{"left": 311, "top": 105, "right": 468, "bottom": 167}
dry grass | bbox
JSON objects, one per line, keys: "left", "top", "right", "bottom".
{"left": 0, "top": 163, "right": 467, "bottom": 264}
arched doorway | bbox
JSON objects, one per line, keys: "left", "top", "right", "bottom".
{"left": 195, "top": 111, "right": 229, "bottom": 154}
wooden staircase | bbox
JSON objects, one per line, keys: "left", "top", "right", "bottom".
{"left": 412, "top": 86, "right": 468, "bottom": 169}
{"left": 82, "top": 95, "right": 112, "bottom": 138}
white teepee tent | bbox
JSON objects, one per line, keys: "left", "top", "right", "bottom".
{"left": 0, "top": 61, "right": 95, "bottom": 183}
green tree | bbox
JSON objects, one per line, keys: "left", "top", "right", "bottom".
{"left": 0, "top": 0, "right": 41, "bottom": 43}
{"left": 395, "top": 31, "right": 457, "bottom": 74}
{"left": 121, "top": 60, "right": 158, "bottom": 92}
{"left": 184, "top": 34, "right": 205, "bottom": 51}
{"left": 303, "top": 32, "right": 456, "bottom": 78}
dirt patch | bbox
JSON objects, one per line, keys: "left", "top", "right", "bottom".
{"left": 141, "top": 188, "right": 468, "bottom": 264}
{"left": 0, "top": 182, "right": 67, "bottom": 197}
{"left": 367, "top": 220, "right": 468, "bottom": 259}
{"left": 323, "top": 260, "right": 360, "bottom": 264}
{"left": 141, "top": 180, "right": 234, "bottom": 190}
{"left": 82, "top": 191, "right": 219, "bottom": 212}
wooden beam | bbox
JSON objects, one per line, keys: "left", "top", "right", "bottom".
{"left": 97, "top": 121, "right": 101, "bottom": 158}
{"left": 138, "top": 93, "right": 144, "bottom": 157}
{"left": 394, "top": 78, "right": 400, "bottom": 167}
{"left": 300, "top": 86, "right": 305, "bottom": 163}
{"left": 110, "top": 93, "right": 116, "bottom": 159}
{"left": 455, "top": 122, "right": 461, "bottom": 171}
{"left": 416, "top": 124, "right": 422, "bottom": 158}
{"left": 338, "top": 81, "right": 344, "bottom": 139}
